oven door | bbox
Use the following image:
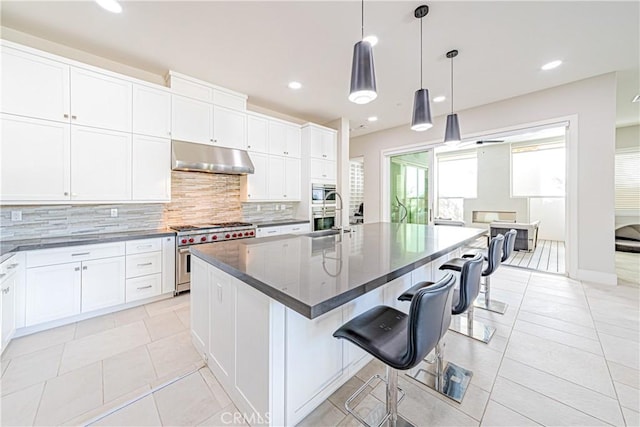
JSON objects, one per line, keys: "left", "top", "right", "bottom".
{"left": 177, "top": 247, "right": 191, "bottom": 287}
{"left": 313, "top": 208, "right": 336, "bottom": 231}
{"left": 311, "top": 185, "right": 325, "bottom": 203}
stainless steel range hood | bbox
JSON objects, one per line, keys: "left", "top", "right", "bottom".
{"left": 172, "top": 140, "right": 254, "bottom": 175}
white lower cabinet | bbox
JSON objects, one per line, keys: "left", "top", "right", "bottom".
{"left": 208, "top": 267, "right": 236, "bottom": 383}
{"left": 26, "top": 262, "right": 82, "bottom": 326}
{"left": 126, "top": 274, "right": 162, "bottom": 303}
{"left": 81, "top": 256, "right": 125, "bottom": 313}
{"left": 1, "top": 255, "right": 21, "bottom": 351}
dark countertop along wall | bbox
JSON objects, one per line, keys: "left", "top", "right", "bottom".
{"left": 191, "top": 222, "right": 486, "bottom": 318}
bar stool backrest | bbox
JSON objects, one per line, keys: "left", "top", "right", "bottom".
{"left": 502, "top": 229, "right": 517, "bottom": 262}
{"left": 403, "top": 272, "right": 456, "bottom": 369}
{"left": 483, "top": 234, "right": 504, "bottom": 277}
{"left": 452, "top": 253, "right": 484, "bottom": 315}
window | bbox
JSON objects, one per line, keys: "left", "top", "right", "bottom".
{"left": 512, "top": 141, "right": 565, "bottom": 197}
{"left": 436, "top": 150, "right": 477, "bottom": 220}
{"left": 615, "top": 147, "right": 640, "bottom": 211}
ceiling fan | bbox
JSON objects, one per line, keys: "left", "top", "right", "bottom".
{"left": 474, "top": 139, "right": 504, "bottom": 145}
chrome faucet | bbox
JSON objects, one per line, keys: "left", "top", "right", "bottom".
{"left": 323, "top": 190, "right": 351, "bottom": 233}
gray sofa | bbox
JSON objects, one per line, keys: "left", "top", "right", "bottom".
{"left": 490, "top": 220, "right": 540, "bottom": 251}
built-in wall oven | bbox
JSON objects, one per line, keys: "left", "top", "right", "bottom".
{"left": 312, "top": 206, "right": 336, "bottom": 231}
{"left": 311, "top": 183, "right": 337, "bottom": 204}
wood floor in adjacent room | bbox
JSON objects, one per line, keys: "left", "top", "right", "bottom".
{"left": 502, "top": 239, "right": 566, "bottom": 274}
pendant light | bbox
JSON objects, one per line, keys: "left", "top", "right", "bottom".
{"left": 444, "top": 49, "right": 461, "bottom": 145}
{"left": 349, "top": 0, "right": 377, "bottom": 104}
{"left": 411, "top": 5, "right": 433, "bottom": 132}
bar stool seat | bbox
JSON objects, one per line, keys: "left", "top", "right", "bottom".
{"left": 438, "top": 257, "right": 467, "bottom": 272}
{"left": 333, "top": 273, "right": 456, "bottom": 427}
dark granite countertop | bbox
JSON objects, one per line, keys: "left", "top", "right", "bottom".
{"left": 191, "top": 222, "right": 486, "bottom": 319}
{"left": 253, "top": 219, "right": 310, "bottom": 228}
{"left": 0, "top": 229, "right": 176, "bottom": 260}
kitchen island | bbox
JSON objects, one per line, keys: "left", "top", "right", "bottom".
{"left": 190, "top": 222, "right": 485, "bottom": 426}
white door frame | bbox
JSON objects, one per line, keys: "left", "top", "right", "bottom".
{"left": 378, "top": 115, "right": 578, "bottom": 279}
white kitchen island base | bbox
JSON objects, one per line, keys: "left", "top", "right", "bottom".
{"left": 190, "top": 250, "right": 458, "bottom": 426}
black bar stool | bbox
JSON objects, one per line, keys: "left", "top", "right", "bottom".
{"left": 397, "top": 254, "right": 487, "bottom": 402}
{"left": 333, "top": 273, "right": 456, "bottom": 427}
{"left": 463, "top": 229, "right": 516, "bottom": 314}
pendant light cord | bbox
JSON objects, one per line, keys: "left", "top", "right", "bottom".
{"left": 450, "top": 55, "right": 454, "bottom": 113}
{"left": 420, "top": 17, "right": 423, "bottom": 88}
{"left": 361, "top": 0, "right": 364, "bottom": 39}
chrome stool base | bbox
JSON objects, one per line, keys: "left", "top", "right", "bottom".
{"left": 345, "top": 369, "right": 409, "bottom": 427}
{"left": 406, "top": 360, "right": 473, "bottom": 404}
{"left": 473, "top": 296, "right": 508, "bottom": 314}
{"left": 449, "top": 314, "right": 496, "bottom": 344}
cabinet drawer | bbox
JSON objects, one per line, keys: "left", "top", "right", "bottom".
{"left": 281, "top": 223, "right": 310, "bottom": 234}
{"left": 257, "top": 227, "right": 282, "bottom": 238}
{"left": 26, "top": 242, "right": 125, "bottom": 268}
{"left": 126, "top": 273, "right": 161, "bottom": 302}
{"left": 126, "top": 251, "right": 162, "bottom": 278}
{"left": 126, "top": 238, "right": 162, "bottom": 255}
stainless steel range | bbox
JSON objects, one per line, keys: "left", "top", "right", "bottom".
{"left": 170, "top": 222, "right": 256, "bottom": 293}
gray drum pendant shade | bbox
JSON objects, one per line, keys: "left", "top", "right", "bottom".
{"left": 444, "top": 113, "right": 461, "bottom": 144}
{"left": 444, "top": 49, "right": 461, "bottom": 146}
{"left": 411, "top": 88, "right": 433, "bottom": 131}
{"left": 349, "top": 40, "right": 377, "bottom": 104}
{"left": 410, "top": 5, "right": 433, "bottom": 132}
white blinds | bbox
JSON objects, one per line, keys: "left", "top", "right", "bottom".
{"left": 512, "top": 140, "right": 565, "bottom": 197}
{"left": 615, "top": 147, "right": 640, "bottom": 210}
{"left": 437, "top": 150, "right": 477, "bottom": 198}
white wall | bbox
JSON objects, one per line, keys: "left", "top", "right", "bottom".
{"left": 351, "top": 73, "right": 617, "bottom": 284}
{"left": 615, "top": 124, "right": 640, "bottom": 229}
{"left": 530, "top": 198, "right": 565, "bottom": 241}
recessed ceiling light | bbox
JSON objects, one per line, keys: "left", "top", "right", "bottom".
{"left": 367, "top": 116, "right": 378, "bottom": 122}
{"left": 541, "top": 60, "right": 562, "bottom": 71}
{"left": 632, "top": 94, "right": 640, "bottom": 103}
{"left": 288, "top": 81, "right": 302, "bottom": 90}
{"left": 433, "top": 95, "right": 446, "bottom": 103}
{"left": 363, "top": 35, "right": 378, "bottom": 47}
{"left": 95, "top": 0, "right": 122, "bottom": 13}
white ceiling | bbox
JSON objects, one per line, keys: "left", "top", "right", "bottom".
{"left": 2, "top": 1, "right": 638, "bottom": 136}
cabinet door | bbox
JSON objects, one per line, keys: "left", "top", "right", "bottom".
{"left": 190, "top": 256, "right": 209, "bottom": 356}
{"left": 1, "top": 47, "right": 70, "bottom": 122}
{"left": 247, "top": 115, "right": 269, "bottom": 153}
{"left": 321, "top": 130, "right": 337, "bottom": 161}
{"left": 268, "top": 121, "right": 287, "bottom": 156}
{"left": 245, "top": 152, "right": 269, "bottom": 200}
{"left": 133, "top": 84, "right": 171, "bottom": 138}
{"left": 309, "top": 128, "right": 324, "bottom": 159}
{"left": 81, "top": 256, "right": 125, "bottom": 313}
{"left": 324, "top": 159, "right": 337, "bottom": 181}
{"left": 285, "top": 124, "right": 301, "bottom": 158}
{"left": 268, "top": 156, "right": 286, "bottom": 200}
{"left": 1, "top": 115, "right": 71, "bottom": 201}
{"left": 161, "top": 236, "right": 176, "bottom": 294}
{"left": 284, "top": 157, "right": 301, "bottom": 201}
{"left": 1, "top": 272, "right": 17, "bottom": 350}
{"left": 213, "top": 106, "right": 246, "bottom": 150}
{"left": 132, "top": 135, "right": 171, "bottom": 201}
{"left": 209, "top": 267, "right": 236, "bottom": 382}
{"left": 25, "top": 263, "right": 81, "bottom": 326}
{"left": 171, "top": 95, "right": 213, "bottom": 144}
{"left": 71, "top": 126, "right": 132, "bottom": 201}
{"left": 70, "top": 67, "right": 132, "bottom": 132}
{"left": 310, "top": 158, "right": 336, "bottom": 182}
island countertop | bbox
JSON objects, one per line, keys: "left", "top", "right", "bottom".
{"left": 191, "top": 222, "right": 486, "bottom": 318}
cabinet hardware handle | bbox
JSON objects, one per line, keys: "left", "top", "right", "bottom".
{"left": 323, "top": 154, "right": 327, "bottom": 158}
{"left": 137, "top": 285, "right": 153, "bottom": 290}
{"left": 137, "top": 262, "right": 153, "bottom": 267}
{"left": 284, "top": 195, "right": 287, "bottom": 198}
{"left": 82, "top": 266, "right": 88, "bottom": 270}
{"left": 64, "top": 114, "right": 69, "bottom": 118}
{"left": 71, "top": 115, "right": 77, "bottom": 120}
{"left": 210, "top": 138, "right": 214, "bottom": 142}
{"left": 2, "top": 287, "right": 9, "bottom": 294}
{"left": 247, "top": 145, "right": 251, "bottom": 148}
{"left": 64, "top": 192, "right": 69, "bottom": 196}
{"left": 7, "top": 263, "right": 18, "bottom": 270}
{"left": 72, "top": 252, "right": 90, "bottom": 256}
{"left": 137, "top": 245, "right": 152, "bottom": 249}
{"left": 75, "top": 267, "right": 80, "bottom": 271}
{"left": 0, "top": 273, "right": 6, "bottom": 279}
{"left": 292, "top": 228, "right": 300, "bottom": 231}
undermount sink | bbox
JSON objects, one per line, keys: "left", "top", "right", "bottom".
{"left": 301, "top": 229, "right": 352, "bottom": 238}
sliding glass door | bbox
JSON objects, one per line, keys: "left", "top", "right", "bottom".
{"left": 390, "top": 151, "right": 431, "bottom": 224}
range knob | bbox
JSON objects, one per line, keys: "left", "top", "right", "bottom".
{"left": 201, "top": 236, "right": 207, "bottom": 242}
{"left": 225, "top": 234, "right": 231, "bottom": 239}
{"left": 188, "top": 238, "right": 194, "bottom": 243}
{"left": 212, "top": 235, "right": 218, "bottom": 240}
{"left": 244, "top": 232, "right": 249, "bottom": 236}
{"left": 232, "top": 233, "right": 237, "bottom": 238}
{"left": 249, "top": 231, "right": 254, "bottom": 236}
{"left": 181, "top": 239, "right": 187, "bottom": 244}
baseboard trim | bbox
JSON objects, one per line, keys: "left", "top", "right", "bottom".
{"left": 576, "top": 269, "right": 618, "bottom": 286}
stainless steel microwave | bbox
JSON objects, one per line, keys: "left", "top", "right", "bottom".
{"left": 311, "top": 183, "right": 336, "bottom": 204}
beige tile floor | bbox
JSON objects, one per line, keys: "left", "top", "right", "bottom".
{"left": 1, "top": 267, "right": 639, "bottom": 426}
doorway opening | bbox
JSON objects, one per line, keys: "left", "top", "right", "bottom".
{"left": 390, "top": 151, "right": 431, "bottom": 224}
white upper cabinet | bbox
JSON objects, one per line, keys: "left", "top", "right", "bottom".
{"left": 243, "top": 152, "right": 269, "bottom": 201}
{"left": 269, "top": 121, "right": 301, "bottom": 158}
{"left": 308, "top": 126, "right": 337, "bottom": 161}
{"left": 284, "top": 157, "right": 302, "bottom": 201}
{"left": 132, "top": 135, "right": 171, "bottom": 201}
{"left": 247, "top": 114, "right": 269, "bottom": 153}
{"left": 70, "top": 68, "right": 132, "bottom": 132}
{"left": 71, "top": 126, "right": 132, "bottom": 201}
{"left": 268, "top": 156, "right": 286, "bottom": 200}
{"left": 310, "top": 158, "right": 336, "bottom": 182}
{"left": 213, "top": 105, "right": 246, "bottom": 150}
{"left": 1, "top": 114, "right": 71, "bottom": 201}
{"left": 1, "top": 47, "right": 70, "bottom": 122}
{"left": 133, "top": 84, "right": 172, "bottom": 138}
{"left": 171, "top": 94, "right": 213, "bottom": 144}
